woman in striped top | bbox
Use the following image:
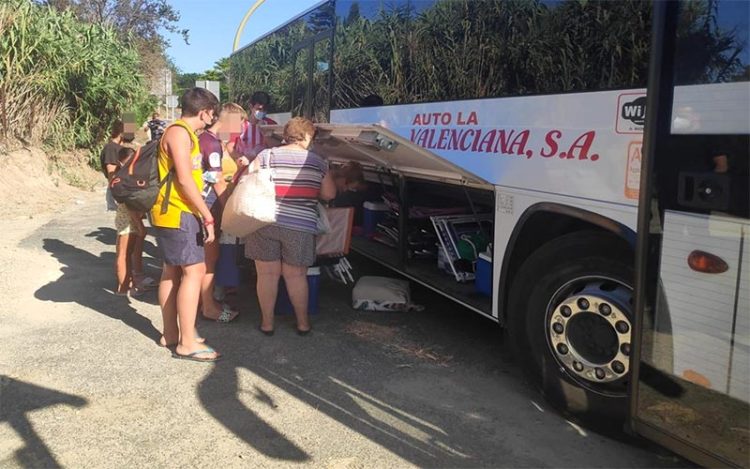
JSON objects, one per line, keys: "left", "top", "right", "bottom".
{"left": 245, "top": 117, "right": 336, "bottom": 335}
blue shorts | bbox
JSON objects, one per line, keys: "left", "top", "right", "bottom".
{"left": 154, "top": 212, "right": 205, "bottom": 266}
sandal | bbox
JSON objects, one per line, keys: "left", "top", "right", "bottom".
{"left": 133, "top": 274, "right": 158, "bottom": 291}
{"left": 202, "top": 304, "right": 239, "bottom": 323}
{"left": 172, "top": 346, "right": 221, "bottom": 363}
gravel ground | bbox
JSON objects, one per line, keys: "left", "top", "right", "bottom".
{"left": 0, "top": 191, "right": 686, "bottom": 468}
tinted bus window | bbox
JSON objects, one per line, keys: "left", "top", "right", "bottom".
{"left": 230, "top": 2, "right": 335, "bottom": 112}
{"left": 230, "top": 24, "right": 302, "bottom": 113}
{"left": 333, "top": 0, "right": 652, "bottom": 109}
{"left": 674, "top": 0, "right": 750, "bottom": 86}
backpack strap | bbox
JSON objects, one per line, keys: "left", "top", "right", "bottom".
{"left": 159, "top": 168, "right": 175, "bottom": 215}
{"left": 127, "top": 146, "right": 142, "bottom": 176}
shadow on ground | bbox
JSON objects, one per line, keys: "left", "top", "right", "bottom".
{"left": 0, "top": 376, "right": 87, "bottom": 468}
{"left": 193, "top": 257, "right": 525, "bottom": 467}
{"left": 35, "top": 238, "right": 161, "bottom": 343}
{"left": 84, "top": 227, "right": 161, "bottom": 262}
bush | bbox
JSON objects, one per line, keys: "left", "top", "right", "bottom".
{"left": 0, "top": 0, "right": 153, "bottom": 152}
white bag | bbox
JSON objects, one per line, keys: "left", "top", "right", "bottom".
{"left": 221, "top": 154, "right": 277, "bottom": 238}
{"left": 352, "top": 276, "right": 423, "bottom": 312}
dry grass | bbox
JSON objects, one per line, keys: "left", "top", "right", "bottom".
{"left": 0, "top": 146, "right": 101, "bottom": 219}
{"left": 344, "top": 320, "right": 454, "bottom": 366}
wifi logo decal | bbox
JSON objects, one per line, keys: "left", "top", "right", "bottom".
{"left": 616, "top": 93, "right": 647, "bottom": 134}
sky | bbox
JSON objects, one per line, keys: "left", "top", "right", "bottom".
{"left": 166, "top": 0, "right": 323, "bottom": 74}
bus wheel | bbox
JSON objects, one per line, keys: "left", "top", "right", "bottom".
{"left": 507, "top": 231, "right": 634, "bottom": 427}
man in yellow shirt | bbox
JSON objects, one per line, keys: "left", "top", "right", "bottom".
{"left": 151, "top": 88, "right": 221, "bottom": 362}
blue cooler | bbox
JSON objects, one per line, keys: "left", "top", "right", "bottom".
{"left": 275, "top": 267, "right": 321, "bottom": 315}
{"left": 475, "top": 253, "right": 492, "bottom": 297}
{"left": 363, "top": 201, "right": 389, "bottom": 237}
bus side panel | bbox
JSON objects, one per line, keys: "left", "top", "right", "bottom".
{"left": 267, "top": 112, "right": 292, "bottom": 125}
{"left": 332, "top": 89, "right": 643, "bottom": 207}
{"left": 490, "top": 187, "right": 638, "bottom": 322}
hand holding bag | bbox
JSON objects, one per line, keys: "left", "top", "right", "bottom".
{"left": 221, "top": 151, "right": 277, "bottom": 238}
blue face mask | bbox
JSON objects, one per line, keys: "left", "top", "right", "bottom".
{"left": 254, "top": 110, "right": 266, "bottom": 120}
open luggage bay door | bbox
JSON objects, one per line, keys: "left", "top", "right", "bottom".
{"left": 261, "top": 123, "right": 492, "bottom": 190}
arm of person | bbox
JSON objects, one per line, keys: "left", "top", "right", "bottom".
{"left": 105, "top": 164, "right": 118, "bottom": 180}
{"left": 164, "top": 127, "right": 215, "bottom": 243}
{"left": 319, "top": 171, "right": 336, "bottom": 202}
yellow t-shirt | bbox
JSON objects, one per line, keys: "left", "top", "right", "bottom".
{"left": 150, "top": 120, "right": 204, "bottom": 228}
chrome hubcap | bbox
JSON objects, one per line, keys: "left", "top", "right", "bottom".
{"left": 547, "top": 278, "right": 632, "bottom": 389}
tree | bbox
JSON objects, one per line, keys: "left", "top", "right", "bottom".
{"left": 37, "top": 0, "right": 188, "bottom": 47}
{"left": 36, "top": 0, "right": 188, "bottom": 98}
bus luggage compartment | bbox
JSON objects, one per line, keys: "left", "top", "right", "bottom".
{"left": 261, "top": 123, "right": 497, "bottom": 318}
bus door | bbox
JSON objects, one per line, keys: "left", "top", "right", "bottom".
{"left": 631, "top": 1, "right": 749, "bottom": 467}
{"left": 291, "top": 30, "right": 333, "bottom": 123}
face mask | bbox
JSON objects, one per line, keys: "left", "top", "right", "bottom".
{"left": 254, "top": 110, "right": 266, "bottom": 120}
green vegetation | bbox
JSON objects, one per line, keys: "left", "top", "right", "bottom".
{"left": 0, "top": 0, "right": 149, "bottom": 151}
{"left": 0, "top": 0, "right": 186, "bottom": 159}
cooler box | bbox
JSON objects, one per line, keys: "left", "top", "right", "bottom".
{"left": 475, "top": 253, "right": 492, "bottom": 297}
{"left": 275, "top": 267, "right": 321, "bottom": 315}
{"left": 363, "top": 201, "right": 389, "bottom": 237}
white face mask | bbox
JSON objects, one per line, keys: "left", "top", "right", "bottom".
{"left": 254, "top": 110, "right": 266, "bottom": 120}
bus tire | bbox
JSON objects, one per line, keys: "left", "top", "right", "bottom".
{"left": 507, "top": 231, "right": 634, "bottom": 428}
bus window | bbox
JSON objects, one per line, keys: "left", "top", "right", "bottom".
{"left": 633, "top": 1, "right": 749, "bottom": 466}
{"left": 332, "top": 0, "right": 652, "bottom": 109}
{"left": 312, "top": 37, "right": 332, "bottom": 123}
{"left": 292, "top": 45, "right": 311, "bottom": 118}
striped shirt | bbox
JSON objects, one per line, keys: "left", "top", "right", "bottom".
{"left": 258, "top": 147, "right": 327, "bottom": 234}
{"left": 239, "top": 117, "right": 276, "bottom": 157}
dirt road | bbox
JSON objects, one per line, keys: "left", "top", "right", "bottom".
{"left": 0, "top": 192, "right": 684, "bottom": 468}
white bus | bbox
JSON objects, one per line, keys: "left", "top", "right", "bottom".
{"left": 231, "top": 1, "right": 749, "bottom": 462}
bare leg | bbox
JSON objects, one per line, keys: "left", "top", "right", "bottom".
{"left": 159, "top": 264, "right": 180, "bottom": 345}
{"left": 255, "top": 260, "right": 281, "bottom": 332}
{"left": 115, "top": 233, "right": 133, "bottom": 294}
{"left": 130, "top": 233, "right": 145, "bottom": 276}
{"left": 282, "top": 263, "right": 310, "bottom": 332}
{"left": 200, "top": 238, "right": 227, "bottom": 318}
{"left": 175, "top": 262, "right": 218, "bottom": 357}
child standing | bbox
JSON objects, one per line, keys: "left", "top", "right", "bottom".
{"left": 113, "top": 147, "right": 149, "bottom": 296}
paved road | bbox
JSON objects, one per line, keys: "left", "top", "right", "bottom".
{"left": 0, "top": 193, "right": 685, "bottom": 468}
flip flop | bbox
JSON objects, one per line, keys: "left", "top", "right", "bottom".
{"left": 159, "top": 334, "right": 207, "bottom": 348}
{"left": 172, "top": 346, "right": 221, "bottom": 363}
